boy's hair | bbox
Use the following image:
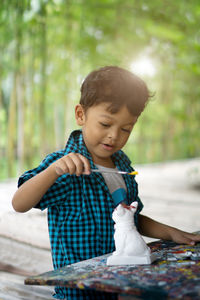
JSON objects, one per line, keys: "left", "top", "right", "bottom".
{"left": 80, "top": 66, "right": 150, "bottom": 116}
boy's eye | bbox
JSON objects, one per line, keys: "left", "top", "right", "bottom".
{"left": 121, "top": 128, "right": 131, "bottom": 133}
{"left": 100, "top": 122, "right": 110, "bottom": 127}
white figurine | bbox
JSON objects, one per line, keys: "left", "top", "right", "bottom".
{"left": 107, "top": 201, "right": 156, "bottom": 265}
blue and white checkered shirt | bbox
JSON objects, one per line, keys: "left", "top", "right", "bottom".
{"left": 18, "top": 130, "right": 143, "bottom": 300}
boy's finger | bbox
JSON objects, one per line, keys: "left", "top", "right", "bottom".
{"left": 78, "top": 154, "right": 91, "bottom": 174}
{"left": 181, "top": 233, "right": 200, "bottom": 245}
{"left": 70, "top": 153, "right": 85, "bottom": 176}
{"left": 181, "top": 237, "right": 195, "bottom": 246}
{"left": 55, "top": 165, "right": 65, "bottom": 175}
{"left": 55, "top": 159, "right": 69, "bottom": 175}
{"left": 188, "top": 234, "right": 200, "bottom": 242}
{"left": 64, "top": 156, "right": 76, "bottom": 175}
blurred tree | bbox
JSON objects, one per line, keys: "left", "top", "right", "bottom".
{"left": 0, "top": 0, "right": 199, "bottom": 179}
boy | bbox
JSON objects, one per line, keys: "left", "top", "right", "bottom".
{"left": 12, "top": 66, "right": 200, "bottom": 300}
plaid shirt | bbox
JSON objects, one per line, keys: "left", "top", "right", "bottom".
{"left": 18, "top": 130, "right": 143, "bottom": 300}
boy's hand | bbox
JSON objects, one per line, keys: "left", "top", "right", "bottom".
{"left": 138, "top": 215, "right": 200, "bottom": 246}
{"left": 52, "top": 153, "right": 91, "bottom": 177}
{"left": 169, "top": 227, "right": 200, "bottom": 246}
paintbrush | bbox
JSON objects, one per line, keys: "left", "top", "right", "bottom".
{"left": 91, "top": 169, "right": 138, "bottom": 176}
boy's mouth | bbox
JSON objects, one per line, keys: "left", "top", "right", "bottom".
{"left": 102, "top": 143, "right": 114, "bottom": 151}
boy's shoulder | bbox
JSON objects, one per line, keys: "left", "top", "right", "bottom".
{"left": 41, "top": 149, "right": 65, "bottom": 164}
{"left": 64, "top": 129, "right": 82, "bottom": 151}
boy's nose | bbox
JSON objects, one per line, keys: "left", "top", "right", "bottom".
{"left": 108, "top": 129, "right": 118, "bottom": 140}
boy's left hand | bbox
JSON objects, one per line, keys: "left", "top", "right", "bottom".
{"left": 170, "top": 228, "right": 200, "bottom": 245}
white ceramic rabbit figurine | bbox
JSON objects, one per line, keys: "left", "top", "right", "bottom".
{"left": 107, "top": 201, "right": 156, "bottom": 265}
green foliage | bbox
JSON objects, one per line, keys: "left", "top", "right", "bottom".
{"left": 0, "top": 0, "right": 200, "bottom": 179}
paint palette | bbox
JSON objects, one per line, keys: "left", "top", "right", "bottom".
{"left": 25, "top": 233, "right": 200, "bottom": 300}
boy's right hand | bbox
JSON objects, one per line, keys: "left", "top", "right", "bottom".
{"left": 52, "top": 153, "right": 91, "bottom": 177}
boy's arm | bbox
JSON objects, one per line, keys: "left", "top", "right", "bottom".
{"left": 12, "top": 153, "right": 91, "bottom": 213}
{"left": 12, "top": 165, "right": 59, "bottom": 212}
{"left": 138, "top": 214, "right": 200, "bottom": 245}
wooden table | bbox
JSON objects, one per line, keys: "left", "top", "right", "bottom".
{"left": 25, "top": 233, "right": 200, "bottom": 299}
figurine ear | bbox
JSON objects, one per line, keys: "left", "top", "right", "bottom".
{"left": 130, "top": 201, "right": 138, "bottom": 210}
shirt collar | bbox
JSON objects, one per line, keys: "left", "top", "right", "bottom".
{"left": 64, "top": 130, "right": 95, "bottom": 168}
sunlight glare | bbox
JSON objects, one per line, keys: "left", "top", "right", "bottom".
{"left": 130, "top": 57, "right": 156, "bottom": 77}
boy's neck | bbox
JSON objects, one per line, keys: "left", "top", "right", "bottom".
{"left": 93, "top": 157, "right": 115, "bottom": 168}
{"left": 95, "top": 163, "right": 116, "bottom": 169}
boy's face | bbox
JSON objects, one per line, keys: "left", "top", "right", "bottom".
{"left": 75, "top": 103, "right": 138, "bottom": 167}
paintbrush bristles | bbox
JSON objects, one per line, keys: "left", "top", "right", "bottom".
{"left": 128, "top": 171, "right": 138, "bottom": 175}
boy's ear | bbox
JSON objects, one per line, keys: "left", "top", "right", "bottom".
{"left": 75, "top": 104, "right": 86, "bottom": 126}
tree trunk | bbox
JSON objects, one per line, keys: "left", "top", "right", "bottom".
{"left": 39, "top": 1, "right": 47, "bottom": 157}
{"left": 7, "top": 78, "right": 17, "bottom": 177}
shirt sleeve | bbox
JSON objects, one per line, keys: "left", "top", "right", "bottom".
{"left": 134, "top": 195, "right": 143, "bottom": 230}
{"left": 131, "top": 178, "right": 143, "bottom": 230}
{"left": 18, "top": 151, "right": 71, "bottom": 210}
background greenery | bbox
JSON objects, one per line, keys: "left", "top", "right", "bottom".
{"left": 0, "top": 0, "right": 200, "bottom": 179}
